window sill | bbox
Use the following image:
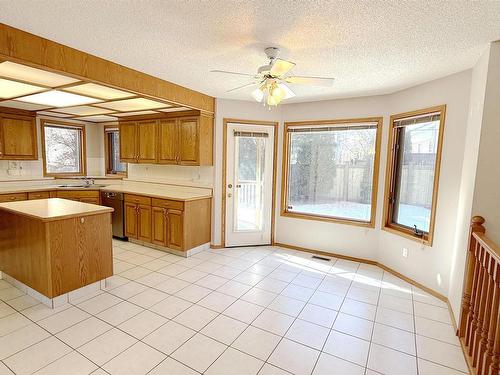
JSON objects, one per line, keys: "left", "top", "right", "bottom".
{"left": 381, "top": 224, "right": 433, "bottom": 246}
{"left": 281, "top": 210, "right": 375, "bottom": 228}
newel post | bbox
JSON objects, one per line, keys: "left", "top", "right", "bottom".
{"left": 458, "top": 216, "right": 485, "bottom": 337}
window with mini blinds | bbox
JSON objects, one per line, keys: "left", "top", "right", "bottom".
{"left": 282, "top": 118, "right": 382, "bottom": 227}
{"left": 383, "top": 105, "right": 446, "bottom": 246}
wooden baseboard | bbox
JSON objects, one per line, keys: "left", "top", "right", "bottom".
{"left": 273, "top": 241, "right": 446, "bottom": 301}
{"left": 210, "top": 244, "right": 224, "bottom": 249}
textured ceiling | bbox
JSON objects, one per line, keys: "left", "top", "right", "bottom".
{"left": 1, "top": 0, "right": 500, "bottom": 103}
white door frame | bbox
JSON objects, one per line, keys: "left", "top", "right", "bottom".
{"left": 222, "top": 118, "right": 278, "bottom": 248}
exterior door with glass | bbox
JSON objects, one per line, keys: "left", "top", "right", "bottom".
{"left": 225, "top": 123, "right": 274, "bottom": 247}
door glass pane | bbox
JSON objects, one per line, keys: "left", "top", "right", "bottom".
{"left": 234, "top": 136, "right": 266, "bottom": 231}
{"left": 287, "top": 127, "right": 377, "bottom": 222}
{"left": 392, "top": 119, "right": 439, "bottom": 233}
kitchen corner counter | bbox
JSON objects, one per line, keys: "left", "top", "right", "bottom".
{"left": 100, "top": 183, "right": 212, "bottom": 201}
{"left": 0, "top": 198, "right": 113, "bottom": 221}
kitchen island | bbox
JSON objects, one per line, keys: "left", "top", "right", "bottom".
{"left": 0, "top": 198, "right": 113, "bottom": 305}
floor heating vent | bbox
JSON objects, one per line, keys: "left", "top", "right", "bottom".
{"left": 311, "top": 255, "right": 331, "bottom": 261}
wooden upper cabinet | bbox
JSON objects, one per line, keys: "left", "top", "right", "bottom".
{"left": 178, "top": 118, "right": 199, "bottom": 165}
{"left": 158, "top": 119, "right": 178, "bottom": 164}
{"left": 119, "top": 113, "right": 213, "bottom": 166}
{"left": 0, "top": 112, "right": 37, "bottom": 160}
{"left": 137, "top": 120, "right": 157, "bottom": 163}
{"left": 119, "top": 122, "right": 137, "bottom": 162}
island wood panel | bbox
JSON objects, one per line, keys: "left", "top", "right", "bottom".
{"left": 0, "top": 23, "right": 215, "bottom": 113}
{"left": 48, "top": 213, "right": 113, "bottom": 296}
{"left": 0, "top": 210, "right": 112, "bottom": 298}
{"left": 0, "top": 211, "right": 50, "bottom": 296}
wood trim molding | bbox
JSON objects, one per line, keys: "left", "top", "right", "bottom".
{"left": 221, "top": 118, "right": 279, "bottom": 248}
{"left": 0, "top": 23, "right": 215, "bottom": 113}
{"left": 381, "top": 105, "right": 447, "bottom": 247}
{"left": 280, "top": 117, "right": 383, "bottom": 228}
{"left": 40, "top": 119, "right": 87, "bottom": 177}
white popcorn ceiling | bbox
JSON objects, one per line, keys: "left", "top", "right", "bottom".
{"left": 1, "top": 0, "right": 500, "bottom": 103}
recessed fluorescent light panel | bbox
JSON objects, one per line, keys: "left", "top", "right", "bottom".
{"left": 0, "top": 100, "right": 51, "bottom": 111}
{"left": 78, "top": 115, "right": 118, "bottom": 122}
{"left": 63, "top": 83, "right": 135, "bottom": 100}
{"left": 17, "top": 90, "right": 101, "bottom": 107}
{"left": 158, "top": 107, "right": 191, "bottom": 112}
{"left": 0, "top": 61, "right": 79, "bottom": 87}
{"left": 0, "top": 78, "right": 47, "bottom": 99}
{"left": 53, "top": 106, "right": 115, "bottom": 116}
{"left": 96, "top": 98, "right": 170, "bottom": 111}
{"left": 113, "top": 110, "right": 160, "bottom": 117}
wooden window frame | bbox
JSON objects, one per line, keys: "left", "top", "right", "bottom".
{"left": 382, "top": 105, "right": 446, "bottom": 246}
{"left": 281, "top": 117, "right": 383, "bottom": 228}
{"left": 104, "top": 125, "right": 127, "bottom": 177}
{"left": 40, "top": 119, "right": 86, "bottom": 177}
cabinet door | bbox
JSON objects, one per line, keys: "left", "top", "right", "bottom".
{"left": 178, "top": 118, "right": 199, "bottom": 165}
{"left": 137, "top": 120, "right": 157, "bottom": 163}
{"left": 157, "top": 119, "right": 178, "bottom": 164}
{"left": 0, "top": 114, "right": 37, "bottom": 160}
{"left": 125, "top": 202, "right": 138, "bottom": 239}
{"left": 119, "top": 122, "right": 137, "bottom": 162}
{"left": 168, "top": 209, "right": 183, "bottom": 250}
{"left": 137, "top": 204, "right": 152, "bottom": 242}
{"left": 152, "top": 207, "right": 168, "bottom": 246}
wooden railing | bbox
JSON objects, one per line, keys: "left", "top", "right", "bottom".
{"left": 458, "top": 216, "right": 500, "bottom": 375}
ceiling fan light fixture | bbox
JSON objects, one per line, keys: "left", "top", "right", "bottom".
{"left": 271, "top": 85, "right": 286, "bottom": 100}
{"left": 252, "top": 88, "right": 264, "bottom": 102}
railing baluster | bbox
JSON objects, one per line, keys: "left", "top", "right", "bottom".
{"left": 484, "top": 263, "right": 499, "bottom": 375}
{"left": 469, "top": 244, "right": 485, "bottom": 355}
{"left": 474, "top": 252, "right": 491, "bottom": 371}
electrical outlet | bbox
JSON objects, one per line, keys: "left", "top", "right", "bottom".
{"left": 402, "top": 248, "right": 409, "bottom": 258}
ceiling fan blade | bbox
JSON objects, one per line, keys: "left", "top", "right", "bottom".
{"left": 226, "top": 82, "right": 258, "bottom": 93}
{"left": 278, "top": 83, "right": 296, "bottom": 99}
{"left": 270, "top": 59, "right": 296, "bottom": 76}
{"left": 210, "top": 70, "right": 255, "bottom": 77}
{"left": 285, "top": 75, "right": 335, "bottom": 87}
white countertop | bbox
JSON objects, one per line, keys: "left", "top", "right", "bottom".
{"left": 0, "top": 198, "right": 113, "bottom": 222}
{"left": 0, "top": 180, "right": 213, "bottom": 201}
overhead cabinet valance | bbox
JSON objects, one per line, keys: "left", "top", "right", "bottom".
{"left": 119, "top": 114, "right": 213, "bottom": 166}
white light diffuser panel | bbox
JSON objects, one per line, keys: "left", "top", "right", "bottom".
{"left": 96, "top": 97, "right": 170, "bottom": 111}
{"left": 37, "top": 111, "right": 74, "bottom": 118}
{"left": 0, "top": 100, "right": 51, "bottom": 111}
{"left": 17, "top": 90, "right": 101, "bottom": 107}
{"left": 78, "top": 115, "right": 118, "bottom": 122}
{"left": 113, "top": 110, "right": 159, "bottom": 117}
{"left": 158, "top": 107, "right": 191, "bottom": 112}
{"left": 0, "top": 78, "right": 47, "bottom": 99}
{"left": 53, "top": 105, "right": 115, "bottom": 116}
{"left": 63, "top": 83, "right": 135, "bottom": 100}
{"left": 0, "top": 61, "right": 79, "bottom": 87}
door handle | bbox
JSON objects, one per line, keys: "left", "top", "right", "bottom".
{"left": 227, "top": 193, "right": 232, "bottom": 198}
{"left": 228, "top": 184, "right": 232, "bottom": 188}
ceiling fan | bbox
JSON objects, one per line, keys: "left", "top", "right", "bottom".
{"left": 211, "top": 47, "right": 335, "bottom": 107}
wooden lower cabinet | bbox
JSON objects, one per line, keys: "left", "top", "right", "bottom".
{"left": 151, "top": 207, "right": 168, "bottom": 246}
{"left": 28, "top": 191, "right": 50, "bottom": 200}
{"left": 125, "top": 193, "right": 211, "bottom": 253}
{"left": 0, "top": 193, "right": 27, "bottom": 202}
{"left": 167, "top": 209, "right": 183, "bottom": 250}
{"left": 56, "top": 190, "right": 100, "bottom": 204}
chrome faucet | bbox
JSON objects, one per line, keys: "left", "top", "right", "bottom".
{"left": 82, "top": 177, "right": 95, "bottom": 186}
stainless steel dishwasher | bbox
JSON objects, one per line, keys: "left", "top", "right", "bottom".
{"left": 100, "top": 191, "right": 127, "bottom": 239}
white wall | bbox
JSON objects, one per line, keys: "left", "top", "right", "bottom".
{"left": 210, "top": 71, "right": 474, "bottom": 302}
{"left": 0, "top": 116, "right": 104, "bottom": 180}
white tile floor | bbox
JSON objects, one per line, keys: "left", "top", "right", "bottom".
{"left": 0, "top": 241, "right": 469, "bottom": 375}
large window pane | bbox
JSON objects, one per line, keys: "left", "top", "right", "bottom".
{"left": 286, "top": 125, "right": 378, "bottom": 222}
{"left": 43, "top": 124, "right": 83, "bottom": 174}
{"left": 392, "top": 119, "right": 439, "bottom": 233}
